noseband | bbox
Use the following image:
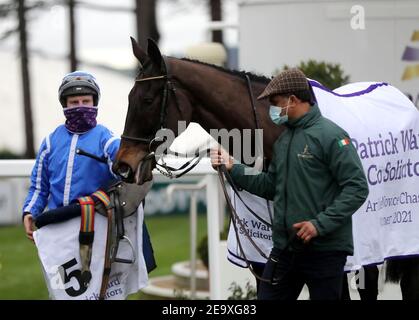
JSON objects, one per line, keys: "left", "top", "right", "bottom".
{"left": 120, "top": 57, "right": 205, "bottom": 178}
{"left": 121, "top": 57, "right": 181, "bottom": 148}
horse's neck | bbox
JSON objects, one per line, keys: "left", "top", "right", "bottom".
{"left": 172, "top": 59, "right": 282, "bottom": 162}
{"left": 173, "top": 59, "right": 266, "bottom": 131}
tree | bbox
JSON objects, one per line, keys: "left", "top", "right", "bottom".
{"left": 18, "top": 0, "right": 35, "bottom": 158}
{"left": 135, "top": 0, "right": 160, "bottom": 48}
{"left": 68, "top": 0, "right": 77, "bottom": 71}
{"left": 1, "top": 0, "right": 51, "bottom": 158}
{"left": 209, "top": 0, "right": 223, "bottom": 44}
{"left": 283, "top": 60, "right": 350, "bottom": 90}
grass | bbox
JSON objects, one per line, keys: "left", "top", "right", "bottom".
{"left": 0, "top": 226, "right": 49, "bottom": 299}
{"left": 0, "top": 213, "right": 208, "bottom": 300}
{"left": 144, "top": 213, "right": 208, "bottom": 276}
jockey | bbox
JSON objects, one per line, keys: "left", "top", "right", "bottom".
{"left": 22, "top": 71, "right": 155, "bottom": 299}
{"left": 22, "top": 71, "right": 117, "bottom": 223}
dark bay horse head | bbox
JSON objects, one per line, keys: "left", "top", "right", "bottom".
{"left": 113, "top": 38, "right": 189, "bottom": 184}
{"left": 113, "top": 37, "right": 285, "bottom": 184}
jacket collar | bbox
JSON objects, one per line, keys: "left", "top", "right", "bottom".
{"left": 287, "top": 103, "right": 321, "bottom": 129}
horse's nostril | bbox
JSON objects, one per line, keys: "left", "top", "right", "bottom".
{"left": 118, "top": 164, "right": 132, "bottom": 180}
{"left": 120, "top": 170, "right": 130, "bottom": 179}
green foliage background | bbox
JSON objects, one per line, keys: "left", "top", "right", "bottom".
{"left": 282, "top": 59, "right": 350, "bottom": 89}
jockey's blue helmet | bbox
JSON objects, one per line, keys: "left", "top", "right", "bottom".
{"left": 58, "top": 71, "right": 101, "bottom": 107}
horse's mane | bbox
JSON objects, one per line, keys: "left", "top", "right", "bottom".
{"left": 180, "top": 58, "right": 271, "bottom": 84}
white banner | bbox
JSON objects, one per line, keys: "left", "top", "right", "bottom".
{"left": 227, "top": 81, "right": 419, "bottom": 271}
{"left": 34, "top": 207, "right": 148, "bottom": 300}
{"left": 227, "top": 187, "right": 273, "bottom": 267}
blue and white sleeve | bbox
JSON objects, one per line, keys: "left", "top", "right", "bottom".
{"left": 103, "top": 133, "right": 120, "bottom": 177}
{"left": 22, "top": 137, "right": 51, "bottom": 218}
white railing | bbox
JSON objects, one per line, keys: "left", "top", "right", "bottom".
{"left": 0, "top": 158, "right": 229, "bottom": 299}
{"left": 167, "top": 179, "right": 208, "bottom": 299}
{"left": 0, "top": 159, "right": 36, "bottom": 178}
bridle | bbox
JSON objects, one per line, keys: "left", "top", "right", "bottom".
{"left": 121, "top": 58, "right": 177, "bottom": 145}
{"left": 120, "top": 57, "right": 207, "bottom": 179}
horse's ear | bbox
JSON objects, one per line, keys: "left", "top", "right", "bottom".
{"left": 147, "top": 38, "right": 163, "bottom": 70}
{"left": 130, "top": 36, "right": 147, "bottom": 65}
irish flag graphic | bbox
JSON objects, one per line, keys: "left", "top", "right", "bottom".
{"left": 338, "top": 138, "right": 350, "bottom": 147}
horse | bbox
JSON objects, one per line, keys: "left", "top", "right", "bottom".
{"left": 112, "top": 38, "right": 284, "bottom": 186}
{"left": 113, "top": 37, "right": 419, "bottom": 300}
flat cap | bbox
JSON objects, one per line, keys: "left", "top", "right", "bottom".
{"left": 257, "top": 68, "right": 309, "bottom": 100}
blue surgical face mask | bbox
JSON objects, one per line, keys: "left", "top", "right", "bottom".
{"left": 269, "top": 98, "right": 291, "bottom": 125}
{"left": 269, "top": 106, "right": 283, "bottom": 125}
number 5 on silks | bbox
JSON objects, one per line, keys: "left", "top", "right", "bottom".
{"left": 55, "top": 258, "right": 88, "bottom": 297}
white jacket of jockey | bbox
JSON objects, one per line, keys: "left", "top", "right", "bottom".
{"left": 22, "top": 124, "right": 120, "bottom": 218}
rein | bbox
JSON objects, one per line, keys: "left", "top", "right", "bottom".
{"left": 122, "top": 57, "right": 295, "bottom": 284}
{"left": 217, "top": 165, "right": 296, "bottom": 284}
{"left": 75, "top": 149, "right": 137, "bottom": 299}
{"left": 213, "top": 77, "right": 295, "bottom": 284}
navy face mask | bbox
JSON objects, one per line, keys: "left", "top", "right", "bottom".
{"left": 63, "top": 106, "right": 98, "bottom": 134}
